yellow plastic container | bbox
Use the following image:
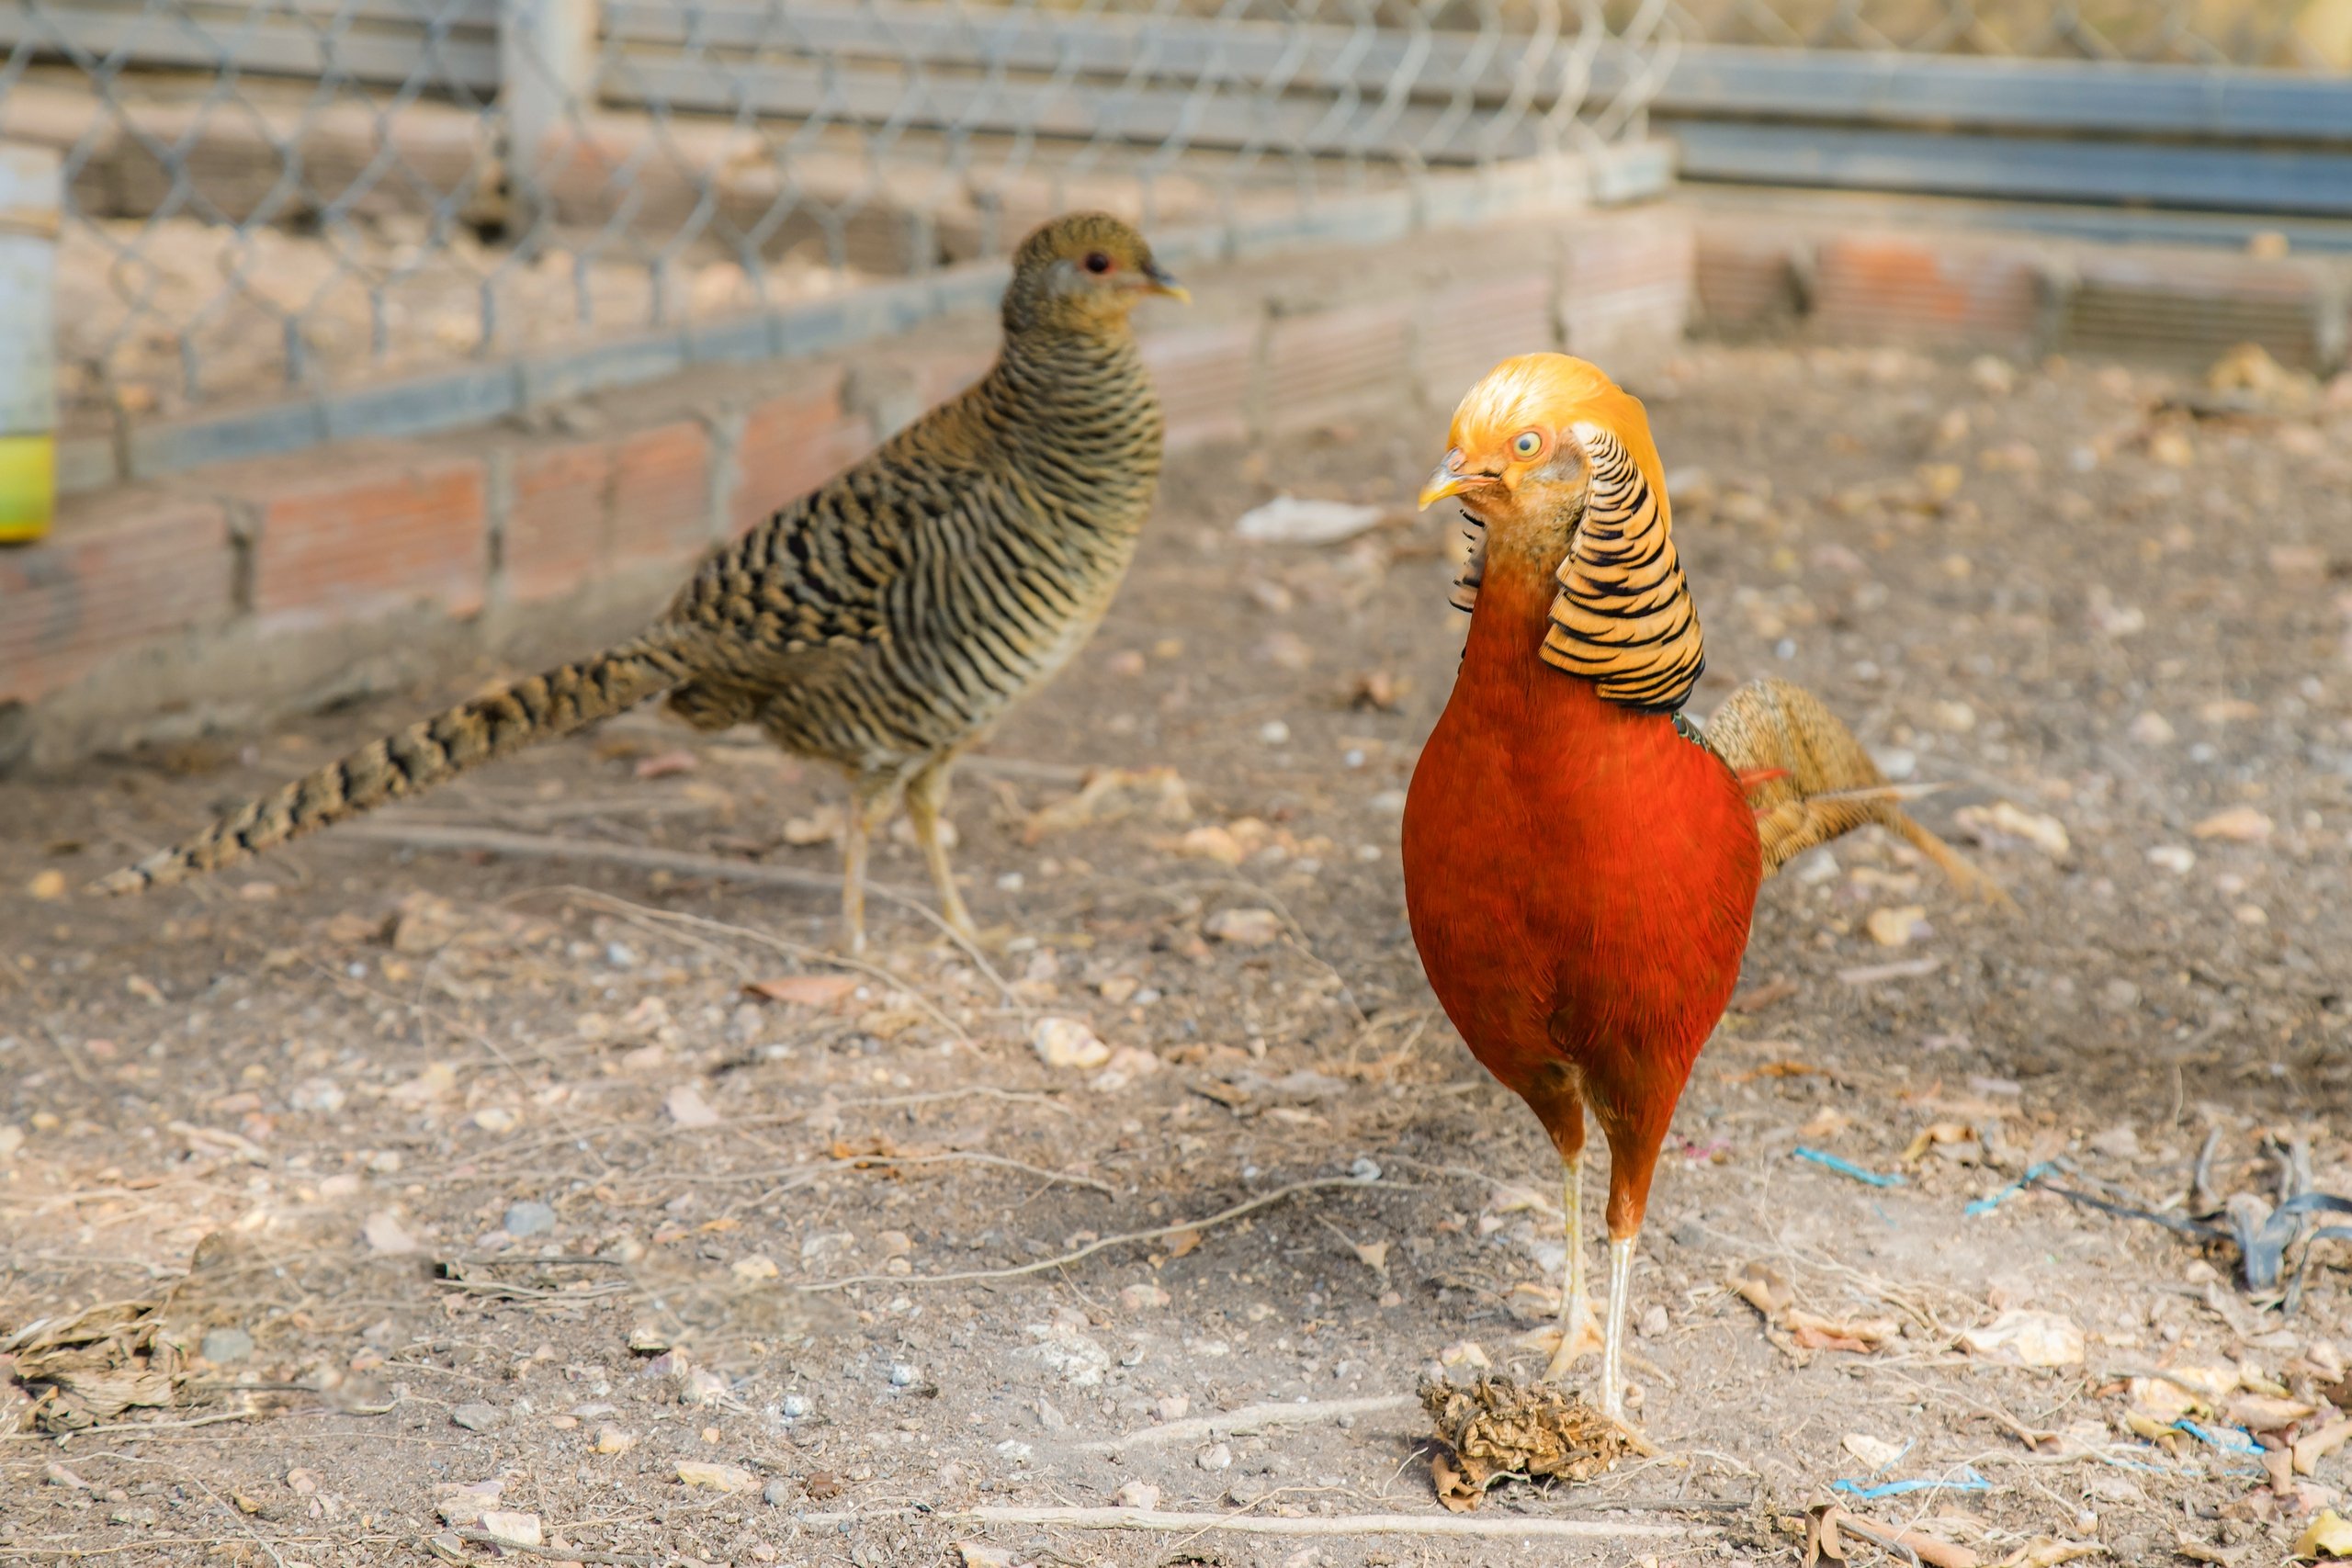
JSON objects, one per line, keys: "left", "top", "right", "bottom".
{"left": 0, "top": 141, "right": 59, "bottom": 547}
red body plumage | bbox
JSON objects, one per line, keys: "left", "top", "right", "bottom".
{"left": 1402, "top": 566, "right": 1763, "bottom": 1238}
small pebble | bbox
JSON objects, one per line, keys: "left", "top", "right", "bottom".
{"left": 1349, "top": 1157, "right": 1382, "bottom": 1182}
{"left": 763, "top": 1478, "right": 792, "bottom": 1507}
{"left": 1197, "top": 1442, "right": 1233, "bottom": 1472}
{"left": 503, "top": 1201, "right": 558, "bottom": 1237}
{"left": 450, "top": 1402, "right": 503, "bottom": 1432}
{"left": 780, "top": 1393, "right": 812, "bottom": 1419}
{"left": 199, "top": 1327, "right": 254, "bottom": 1364}
{"left": 888, "top": 1363, "right": 919, "bottom": 1387}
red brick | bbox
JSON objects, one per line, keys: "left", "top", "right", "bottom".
{"left": 609, "top": 421, "right": 715, "bottom": 571}
{"left": 1561, "top": 215, "right": 1696, "bottom": 367}
{"left": 1265, "top": 300, "right": 1412, "bottom": 430}
{"left": 1417, "top": 273, "right": 1555, "bottom": 409}
{"left": 0, "top": 490, "right": 234, "bottom": 703}
{"left": 503, "top": 438, "right": 612, "bottom": 604}
{"left": 226, "top": 447, "right": 489, "bottom": 632}
{"left": 733, "top": 387, "right": 873, "bottom": 537}
{"left": 2065, "top": 250, "right": 2323, "bottom": 367}
{"left": 1812, "top": 234, "right": 2041, "bottom": 347}
{"left": 1142, "top": 321, "right": 1257, "bottom": 450}
{"left": 1694, "top": 226, "right": 1803, "bottom": 333}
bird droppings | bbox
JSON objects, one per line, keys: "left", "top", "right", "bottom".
{"left": 1420, "top": 1376, "right": 1653, "bottom": 1508}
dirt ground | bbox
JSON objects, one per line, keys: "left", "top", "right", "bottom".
{"left": 6, "top": 338, "right": 2352, "bottom": 1568}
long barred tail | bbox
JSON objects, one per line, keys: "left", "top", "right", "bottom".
{"left": 95, "top": 636, "right": 691, "bottom": 895}
{"left": 1700, "top": 674, "right": 2011, "bottom": 907}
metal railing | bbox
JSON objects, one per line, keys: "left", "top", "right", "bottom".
{"left": 1651, "top": 1, "right": 2352, "bottom": 223}
{"left": 1, "top": 0, "right": 2343, "bottom": 475}
{"left": 0, "top": 0, "right": 1674, "bottom": 466}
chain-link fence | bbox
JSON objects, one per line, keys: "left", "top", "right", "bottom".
{"left": 0, "top": 0, "right": 1674, "bottom": 457}
{"left": 2, "top": 0, "right": 2343, "bottom": 470}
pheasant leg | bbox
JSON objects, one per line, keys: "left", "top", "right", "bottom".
{"left": 1599, "top": 1234, "right": 1637, "bottom": 1421}
{"left": 1542, "top": 1152, "right": 1605, "bottom": 1381}
{"left": 905, "top": 757, "right": 978, "bottom": 942}
{"left": 839, "top": 774, "right": 898, "bottom": 955}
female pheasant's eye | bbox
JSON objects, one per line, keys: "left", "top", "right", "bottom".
{"left": 1083, "top": 252, "right": 1114, "bottom": 275}
{"left": 1511, "top": 430, "right": 1544, "bottom": 458}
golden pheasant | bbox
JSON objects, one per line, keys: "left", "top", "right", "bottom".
{"left": 1403, "top": 354, "right": 1999, "bottom": 1421}
{"left": 99, "top": 213, "right": 1186, "bottom": 950}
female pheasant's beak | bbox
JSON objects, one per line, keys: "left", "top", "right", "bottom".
{"left": 1143, "top": 263, "right": 1189, "bottom": 303}
{"left": 1418, "top": 451, "right": 1502, "bottom": 511}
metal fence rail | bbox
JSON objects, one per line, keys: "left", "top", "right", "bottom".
{"left": 0, "top": 0, "right": 1673, "bottom": 463}
{"left": 0, "top": 0, "right": 2344, "bottom": 471}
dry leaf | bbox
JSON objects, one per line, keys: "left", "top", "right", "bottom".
{"left": 1023, "top": 767, "right": 1192, "bottom": 843}
{"left": 1728, "top": 1260, "right": 1792, "bottom": 1318}
{"left": 1204, "top": 908, "right": 1282, "bottom": 945}
{"left": 1842, "top": 1432, "right": 1906, "bottom": 1468}
{"left": 1956, "top": 802, "right": 2070, "bottom": 857}
{"left": 1960, "top": 1310, "right": 2084, "bottom": 1368}
{"left": 1867, "top": 906, "right": 1928, "bottom": 947}
{"left": 362, "top": 1211, "right": 421, "bottom": 1256}
{"left": 1422, "top": 1376, "right": 1650, "bottom": 1498}
{"left": 1791, "top": 1308, "right": 1899, "bottom": 1351}
{"left": 1430, "top": 1447, "right": 1480, "bottom": 1511}
{"left": 2299, "top": 1510, "right": 2352, "bottom": 1560}
{"left": 742, "top": 975, "right": 859, "bottom": 1008}
{"left": 1902, "top": 1120, "right": 1976, "bottom": 1164}
{"left": 1995, "top": 1542, "right": 2105, "bottom": 1568}
{"left": 2228, "top": 1393, "right": 2316, "bottom": 1431}
{"left": 2194, "top": 806, "right": 2275, "bottom": 842}
{"left": 664, "top": 1084, "right": 721, "bottom": 1129}
{"left": 675, "top": 1461, "right": 755, "bottom": 1494}
{"left": 2295, "top": 1416, "right": 2352, "bottom": 1475}
{"left": 477, "top": 1511, "right": 542, "bottom": 1549}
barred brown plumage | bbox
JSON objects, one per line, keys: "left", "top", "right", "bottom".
{"left": 97, "top": 211, "right": 1185, "bottom": 951}
{"left": 1539, "top": 421, "right": 1703, "bottom": 713}
{"left": 1696, "top": 675, "right": 2012, "bottom": 906}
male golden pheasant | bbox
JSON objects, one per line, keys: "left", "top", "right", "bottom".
{"left": 1403, "top": 355, "right": 1998, "bottom": 1421}
{"left": 99, "top": 213, "right": 1184, "bottom": 951}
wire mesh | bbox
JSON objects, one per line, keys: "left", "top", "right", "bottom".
{"left": 0, "top": 0, "right": 1671, "bottom": 437}
{"left": 4, "top": 0, "right": 2333, "bottom": 442}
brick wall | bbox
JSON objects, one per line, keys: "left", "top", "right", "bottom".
{"left": 1, "top": 205, "right": 1697, "bottom": 763}
{"left": 1692, "top": 220, "right": 2352, "bottom": 372}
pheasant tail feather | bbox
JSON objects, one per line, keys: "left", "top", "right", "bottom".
{"left": 95, "top": 637, "right": 690, "bottom": 894}
{"left": 1702, "top": 675, "right": 2009, "bottom": 906}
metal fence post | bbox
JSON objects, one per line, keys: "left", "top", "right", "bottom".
{"left": 0, "top": 141, "right": 57, "bottom": 546}
{"left": 501, "top": 0, "right": 598, "bottom": 227}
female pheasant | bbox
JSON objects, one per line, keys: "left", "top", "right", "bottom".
{"left": 99, "top": 213, "right": 1184, "bottom": 952}
{"left": 1403, "top": 355, "right": 1998, "bottom": 1422}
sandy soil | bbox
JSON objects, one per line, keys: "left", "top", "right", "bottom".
{"left": 6, "top": 339, "right": 2352, "bottom": 1567}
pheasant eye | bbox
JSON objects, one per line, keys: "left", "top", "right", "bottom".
{"left": 1082, "top": 252, "right": 1114, "bottom": 275}
{"left": 1511, "top": 430, "right": 1544, "bottom": 458}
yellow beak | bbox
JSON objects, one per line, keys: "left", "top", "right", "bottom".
{"left": 1418, "top": 458, "right": 1493, "bottom": 511}
{"left": 1145, "top": 265, "right": 1190, "bottom": 304}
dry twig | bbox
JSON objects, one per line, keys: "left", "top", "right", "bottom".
{"left": 797, "top": 1176, "right": 1396, "bottom": 1292}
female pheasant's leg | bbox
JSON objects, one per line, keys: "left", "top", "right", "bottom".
{"left": 1542, "top": 1152, "right": 1605, "bottom": 1381}
{"left": 904, "top": 756, "right": 978, "bottom": 942}
{"left": 838, "top": 773, "right": 899, "bottom": 954}
{"left": 1599, "top": 1234, "right": 1638, "bottom": 1420}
